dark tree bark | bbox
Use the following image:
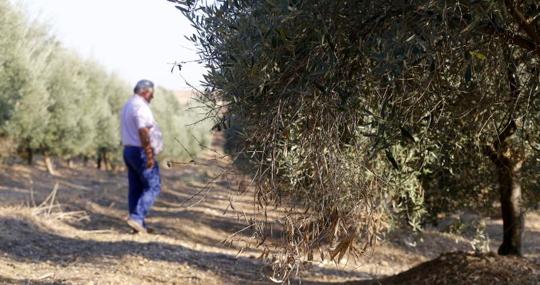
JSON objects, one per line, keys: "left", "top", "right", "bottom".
{"left": 26, "top": 147, "right": 33, "bottom": 165}
{"left": 488, "top": 135, "right": 524, "bottom": 256}
{"left": 97, "top": 149, "right": 111, "bottom": 171}
{"left": 483, "top": 46, "right": 525, "bottom": 256}
{"left": 97, "top": 154, "right": 102, "bottom": 170}
{"left": 97, "top": 149, "right": 104, "bottom": 170}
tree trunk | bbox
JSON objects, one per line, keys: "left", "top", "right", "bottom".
{"left": 484, "top": 120, "right": 524, "bottom": 257}
{"left": 493, "top": 148, "right": 524, "bottom": 256}
{"left": 97, "top": 150, "right": 103, "bottom": 170}
{"left": 489, "top": 45, "right": 525, "bottom": 256}
{"left": 27, "top": 147, "right": 33, "bottom": 165}
{"left": 44, "top": 154, "right": 56, "bottom": 176}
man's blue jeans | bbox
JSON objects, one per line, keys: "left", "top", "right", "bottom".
{"left": 123, "top": 146, "right": 161, "bottom": 226}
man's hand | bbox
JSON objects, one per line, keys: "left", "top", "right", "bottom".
{"left": 146, "top": 155, "right": 155, "bottom": 169}
{"left": 138, "top": 128, "right": 154, "bottom": 169}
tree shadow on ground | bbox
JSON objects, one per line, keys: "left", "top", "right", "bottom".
{"left": 484, "top": 222, "right": 540, "bottom": 261}
{"left": 0, "top": 276, "right": 67, "bottom": 285}
{"left": 0, "top": 216, "right": 366, "bottom": 284}
{"left": 302, "top": 280, "right": 372, "bottom": 285}
{"left": 52, "top": 173, "right": 283, "bottom": 248}
{"left": 0, "top": 162, "right": 127, "bottom": 207}
{"left": 0, "top": 216, "right": 268, "bottom": 283}
{"left": 57, "top": 191, "right": 278, "bottom": 247}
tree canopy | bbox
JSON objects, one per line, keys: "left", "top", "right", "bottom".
{"left": 173, "top": 0, "right": 540, "bottom": 279}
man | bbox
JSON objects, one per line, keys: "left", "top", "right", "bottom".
{"left": 120, "top": 79, "right": 163, "bottom": 233}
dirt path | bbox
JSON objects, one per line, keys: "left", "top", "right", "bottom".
{"left": 0, "top": 136, "right": 539, "bottom": 284}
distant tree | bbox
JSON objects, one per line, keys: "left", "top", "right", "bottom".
{"left": 43, "top": 49, "right": 78, "bottom": 158}
{"left": 95, "top": 75, "right": 128, "bottom": 170}
{"left": 1, "top": 4, "right": 54, "bottom": 166}
{"left": 152, "top": 87, "right": 212, "bottom": 161}
{"left": 0, "top": 0, "right": 25, "bottom": 131}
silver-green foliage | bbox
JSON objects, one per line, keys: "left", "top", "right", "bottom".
{"left": 176, "top": 1, "right": 410, "bottom": 274}
{"left": 152, "top": 88, "right": 212, "bottom": 161}
{"left": 175, "top": 0, "right": 540, "bottom": 276}
{"left": 1, "top": 1, "right": 53, "bottom": 151}
{"left": 0, "top": 0, "right": 211, "bottom": 164}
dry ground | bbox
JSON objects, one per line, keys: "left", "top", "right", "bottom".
{"left": 0, "top": 136, "right": 539, "bottom": 284}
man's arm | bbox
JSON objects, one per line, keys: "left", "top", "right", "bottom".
{"left": 138, "top": 128, "right": 154, "bottom": 169}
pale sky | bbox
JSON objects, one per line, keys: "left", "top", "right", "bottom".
{"left": 15, "top": 0, "right": 205, "bottom": 91}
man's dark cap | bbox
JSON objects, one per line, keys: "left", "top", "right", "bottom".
{"left": 134, "top": 79, "right": 154, "bottom": 94}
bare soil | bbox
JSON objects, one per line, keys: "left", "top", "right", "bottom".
{"left": 361, "top": 252, "right": 540, "bottom": 285}
{"left": 0, "top": 136, "right": 539, "bottom": 284}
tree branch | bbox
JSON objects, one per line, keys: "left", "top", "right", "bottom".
{"left": 479, "top": 25, "right": 540, "bottom": 57}
{"left": 504, "top": 0, "right": 540, "bottom": 49}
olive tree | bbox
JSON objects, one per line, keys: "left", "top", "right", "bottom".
{"left": 152, "top": 87, "right": 213, "bottom": 161}
{"left": 170, "top": 0, "right": 540, "bottom": 278}
{"left": 2, "top": 5, "right": 54, "bottom": 165}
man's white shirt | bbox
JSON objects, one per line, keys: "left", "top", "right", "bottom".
{"left": 121, "top": 95, "right": 163, "bottom": 154}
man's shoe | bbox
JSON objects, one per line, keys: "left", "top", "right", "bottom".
{"left": 127, "top": 218, "right": 147, "bottom": 234}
